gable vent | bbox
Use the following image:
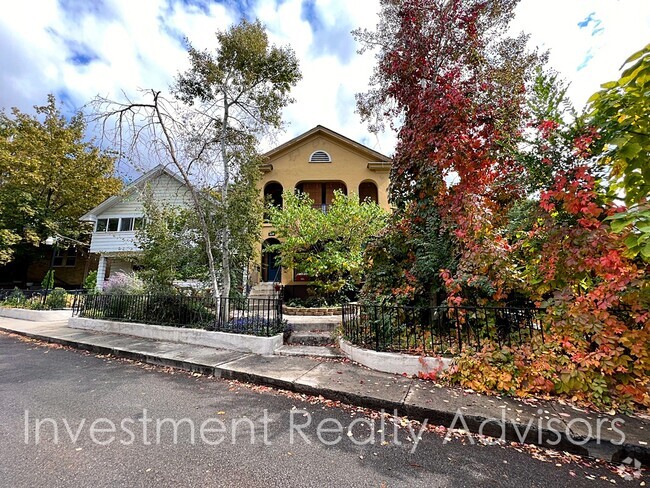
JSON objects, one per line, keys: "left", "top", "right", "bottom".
{"left": 309, "top": 150, "right": 332, "bottom": 163}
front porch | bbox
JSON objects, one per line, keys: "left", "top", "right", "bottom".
{"left": 95, "top": 253, "right": 139, "bottom": 291}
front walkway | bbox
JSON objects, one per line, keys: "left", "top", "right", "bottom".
{"left": 0, "top": 316, "right": 647, "bottom": 467}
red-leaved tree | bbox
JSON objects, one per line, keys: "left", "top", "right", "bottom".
{"left": 355, "top": 0, "right": 541, "bottom": 305}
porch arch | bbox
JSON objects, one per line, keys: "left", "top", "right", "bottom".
{"left": 359, "top": 180, "right": 379, "bottom": 204}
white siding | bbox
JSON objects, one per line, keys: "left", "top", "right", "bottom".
{"left": 89, "top": 231, "right": 140, "bottom": 253}
{"left": 89, "top": 173, "right": 193, "bottom": 254}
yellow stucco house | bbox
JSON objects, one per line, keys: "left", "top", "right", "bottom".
{"left": 253, "top": 125, "right": 392, "bottom": 295}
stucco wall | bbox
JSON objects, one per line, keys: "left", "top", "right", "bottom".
{"left": 258, "top": 130, "right": 391, "bottom": 286}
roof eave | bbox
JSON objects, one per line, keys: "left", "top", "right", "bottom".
{"left": 262, "top": 125, "right": 392, "bottom": 163}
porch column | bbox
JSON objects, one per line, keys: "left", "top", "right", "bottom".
{"left": 96, "top": 255, "right": 107, "bottom": 291}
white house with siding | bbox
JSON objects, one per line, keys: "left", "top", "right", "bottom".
{"left": 80, "top": 165, "right": 192, "bottom": 290}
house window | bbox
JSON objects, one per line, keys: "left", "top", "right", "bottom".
{"left": 120, "top": 218, "right": 134, "bottom": 231}
{"left": 53, "top": 248, "right": 77, "bottom": 268}
{"left": 263, "top": 182, "right": 284, "bottom": 222}
{"left": 309, "top": 150, "right": 331, "bottom": 163}
{"left": 295, "top": 181, "right": 347, "bottom": 213}
{"left": 107, "top": 218, "right": 119, "bottom": 231}
{"left": 96, "top": 217, "right": 144, "bottom": 232}
{"left": 359, "top": 181, "right": 379, "bottom": 204}
{"left": 96, "top": 219, "right": 107, "bottom": 232}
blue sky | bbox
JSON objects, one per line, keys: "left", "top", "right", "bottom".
{"left": 1, "top": 0, "right": 648, "bottom": 169}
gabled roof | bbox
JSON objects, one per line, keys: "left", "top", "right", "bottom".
{"left": 262, "top": 125, "right": 392, "bottom": 163}
{"left": 79, "top": 164, "right": 187, "bottom": 222}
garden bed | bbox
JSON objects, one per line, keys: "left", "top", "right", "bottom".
{"left": 282, "top": 305, "right": 342, "bottom": 316}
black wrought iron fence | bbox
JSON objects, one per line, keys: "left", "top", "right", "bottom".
{"left": 74, "top": 294, "right": 284, "bottom": 337}
{"left": 342, "top": 302, "right": 544, "bottom": 355}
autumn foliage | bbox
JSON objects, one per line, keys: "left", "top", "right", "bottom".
{"left": 357, "top": 0, "right": 649, "bottom": 411}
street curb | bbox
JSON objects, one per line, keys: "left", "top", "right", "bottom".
{"left": 2, "top": 325, "right": 647, "bottom": 467}
{"left": 0, "top": 327, "right": 218, "bottom": 375}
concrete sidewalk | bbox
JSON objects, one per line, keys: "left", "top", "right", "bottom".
{"left": 1, "top": 317, "right": 647, "bottom": 467}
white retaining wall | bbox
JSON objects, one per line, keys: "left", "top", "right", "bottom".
{"left": 69, "top": 317, "right": 283, "bottom": 355}
{"left": 0, "top": 308, "right": 72, "bottom": 322}
{"left": 339, "top": 338, "right": 453, "bottom": 377}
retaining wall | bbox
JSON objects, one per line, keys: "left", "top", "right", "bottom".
{"left": 339, "top": 338, "right": 453, "bottom": 377}
{"left": 69, "top": 317, "right": 283, "bottom": 355}
{"left": 0, "top": 307, "right": 72, "bottom": 322}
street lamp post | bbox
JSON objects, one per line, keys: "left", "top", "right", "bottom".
{"left": 42, "top": 232, "right": 88, "bottom": 304}
{"left": 43, "top": 236, "right": 57, "bottom": 305}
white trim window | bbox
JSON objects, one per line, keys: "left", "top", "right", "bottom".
{"left": 95, "top": 217, "right": 144, "bottom": 232}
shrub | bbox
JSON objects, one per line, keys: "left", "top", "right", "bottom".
{"left": 41, "top": 270, "right": 55, "bottom": 290}
{"left": 45, "top": 288, "right": 67, "bottom": 310}
{"left": 103, "top": 272, "right": 144, "bottom": 295}
{"left": 83, "top": 271, "right": 97, "bottom": 291}
{"left": 442, "top": 330, "right": 650, "bottom": 412}
{"left": 144, "top": 295, "right": 215, "bottom": 327}
{"left": 2, "top": 287, "right": 26, "bottom": 307}
{"left": 223, "top": 316, "right": 286, "bottom": 336}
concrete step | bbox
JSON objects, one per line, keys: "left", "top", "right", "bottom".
{"left": 287, "top": 331, "right": 333, "bottom": 346}
{"left": 250, "top": 283, "right": 277, "bottom": 290}
{"left": 275, "top": 345, "right": 343, "bottom": 358}
{"left": 248, "top": 293, "right": 278, "bottom": 299}
{"left": 287, "top": 321, "right": 339, "bottom": 332}
{"left": 284, "top": 315, "right": 340, "bottom": 327}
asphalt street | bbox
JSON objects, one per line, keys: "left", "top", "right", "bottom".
{"left": 0, "top": 332, "right": 645, "bottom": 487}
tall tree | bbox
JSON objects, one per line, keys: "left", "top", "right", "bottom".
{"left": 174, "top": 19, "right": 301, "bottom": 299}
{"left": 0, "top": 94, "right": 121, "bottom": 264}
{"left": 93, "top": 19, "right": 301, "bottom": 298}
{"left": 354, "top": 0, "right": 542, "bottom": 304}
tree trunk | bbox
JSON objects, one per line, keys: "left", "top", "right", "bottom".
{"left": 220, "top": 100, "right": 231, "bottom": 299}
{"left": 152, "top": 91, "right": 221, "bottom": 299}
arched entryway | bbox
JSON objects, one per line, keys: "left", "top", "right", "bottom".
{"left": 262, "top": 238, "right": 282, "bottom": 282}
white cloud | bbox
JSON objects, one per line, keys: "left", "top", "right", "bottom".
{"left": 0, "top": 0, "right": 647, "bottom": 165}
{"left": 512, "top": 0, "right": 650, "bottom": 109}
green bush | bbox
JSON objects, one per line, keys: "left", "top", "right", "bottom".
{"left": 83, "top": 271, "right": 97, "bottom": 291}
{"left": 2, "top": 287, "right": 26, "bottom": 307}
{"left": 144, "top": 295, "right": 215, "bottom": 327}
{"left": 41, "top": 270, "right": 55, "bottom": 290}
{"left": 45, "top": 288, "right": 67, "bottom": 309}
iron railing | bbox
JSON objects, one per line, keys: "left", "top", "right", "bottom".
{"left": 342, "top": 302, "right": 544, "bottom": 355}
{"left": 74, "top": 294, "right": 284, "bottom": 337}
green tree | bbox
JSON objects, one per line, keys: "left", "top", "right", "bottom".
{"left": 135, "top": 197, "right": 208, "bottom": 291}
{"left": 268, "top": 191, "right": 388, "bottom": 301}
{"left": 0, "top": 94, "right": 122, "bottom": 264}
{"left": 41, "top": 269, "right": 54, "bottom": 289}
{"left": 588, "top": 44, "right": 650, "bottom": 259}
{"left": 174, "top": 19, "right": 301, "bottom": 298}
